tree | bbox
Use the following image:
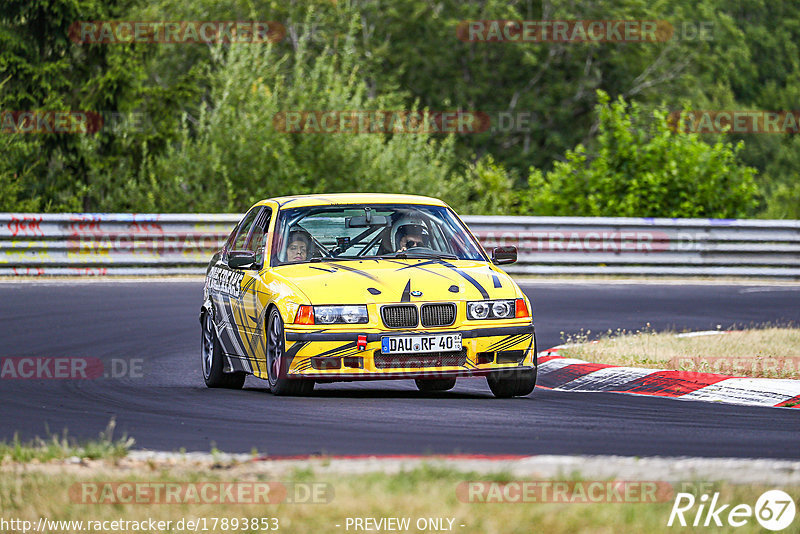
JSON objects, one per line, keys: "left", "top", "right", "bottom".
{"left": 144, "top": 15, "right": 463, "bottom": 212}
{"left": 0, "top": 0, "right": 145, "bottom": 210}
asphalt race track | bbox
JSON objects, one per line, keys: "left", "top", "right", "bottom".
{"left": 0, "top": 280, "right": 798, "bottom": 458}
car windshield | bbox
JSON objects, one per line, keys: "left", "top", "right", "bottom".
{"left": 271, "top": 204, "right": 486, "bottom": 266}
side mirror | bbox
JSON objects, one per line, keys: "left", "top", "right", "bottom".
{"left": 228, "top": 250, "right": 256, "bottom": 269}
{"left": 492, "top": 246, "right": 517, "bottom": 265}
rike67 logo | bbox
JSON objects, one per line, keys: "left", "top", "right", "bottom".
{"left": 668, "top": 490, "right": 796, "bottom": 531}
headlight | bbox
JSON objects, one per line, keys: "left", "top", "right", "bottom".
{"left": 492, "top": 300, "right": 512, "bottom": 317}
{"left": 313, "top": 305, "right": 368, "bottom": 324}
{"left": 467, "top": 299, "right": 515, "bottom": 320}
{"left": 469, "top": 301, "right": 490, "bottom": 319}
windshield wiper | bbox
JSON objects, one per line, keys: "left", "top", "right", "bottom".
{"left": 382, "top": 252, "right": 458, "bottom": 260}
{"left": 309, "top": 257, "right": 365, "bottom": 262}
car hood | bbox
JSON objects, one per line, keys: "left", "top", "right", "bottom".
{"left": 272, "top": 258, "right": 519, "bottom": 304}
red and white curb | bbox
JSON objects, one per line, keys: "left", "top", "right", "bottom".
{"left": 537, "top": 340, "right": 800, "bottom": 409}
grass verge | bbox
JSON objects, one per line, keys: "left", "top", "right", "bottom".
{"left": 556, "top": 327, "right": 800, "bottom": 379}
{"left": 1, "top": 461, "right": 797, "bottom": 533}
{"left": 0, "top": 420, "right": 133, "bottom": 463}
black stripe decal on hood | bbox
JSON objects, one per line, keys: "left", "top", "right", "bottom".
{"left": 438, "top": 260, "right": 490, "bottom": 299}
{"left": 492, "top": 274, "right": 502, "bottom": 288}
{"left": 401, "top": 280, "right": 412, "bottom": 302}
{"left": 396, "top": 259, "right": 441, "bottom": 270}
{"left": 393, "top": 261, "right": 453, "bottom": 280}
{"left": 330, "top": 262, "right": 380, "bottom": 281}
{"left": 310, "top": 266, "right": 337, "bottom": 273}
{"left": 393, "top": 260, "right": 456, "bottom": 280}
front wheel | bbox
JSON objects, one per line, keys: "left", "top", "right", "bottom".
{"left": 201, "top": 310, "right": 245, "bottom": 389}
{"left": 266, "top": 308, "right": 314, "bottom": 396}
{"left": 487, "top": 337, "right": 538, "bottom": 398}
{"left": 486, "top": 367, "right": 537, "bottom": 398}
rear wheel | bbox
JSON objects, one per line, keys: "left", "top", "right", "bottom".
{"left": 266, "top": 308, "right": 314, "bottom": 396}
{"left": 415, "top": 378, "right": 457, "bottom": 392}
{"left": 201, "top": 310, "right": 245, "bottom": 389}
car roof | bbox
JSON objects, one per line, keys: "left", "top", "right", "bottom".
{"left": 256, "top": 193, "right": 449, "bottom": 209}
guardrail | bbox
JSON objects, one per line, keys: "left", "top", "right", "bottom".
{"left": 1, "top": 213, "right": 799, "bottom": 277}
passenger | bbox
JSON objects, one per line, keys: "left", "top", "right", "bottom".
{"left": 286, "top": 231, "right": 310, "bottom": 262}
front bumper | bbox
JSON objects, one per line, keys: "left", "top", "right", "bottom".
{"left": 283, "top": 323, "right": 536, "bottom": 380}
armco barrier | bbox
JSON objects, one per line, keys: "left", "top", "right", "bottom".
{"left": 1, "top": 213, "right": 799, "bottom": 277}
{"left": 0, "top": 213, "right": 236, "bottom": 276}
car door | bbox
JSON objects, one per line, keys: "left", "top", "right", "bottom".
{"left": 210, "top": 206, "right": 261, "bottom": 368}
{"left": 231, "top": 207, "right": 273, "bottom": 375}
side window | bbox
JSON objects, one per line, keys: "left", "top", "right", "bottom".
{"left": 246, "top": 208, "right": 272, "bottom": 266}
{"left": 222, "top": 226, "right": 238, "bottom": 253}
{"left": 232, "top": 207, "right": 260, "bottom": 250}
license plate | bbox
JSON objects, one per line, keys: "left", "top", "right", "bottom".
{"left": 381, "top": 333, "right": 462, "bottom": 354}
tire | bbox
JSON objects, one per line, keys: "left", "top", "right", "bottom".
{"left": 486, "top": 341, "right": 538, "bottom": 398}
{"left": 415, "top": 378, "right": 457, "bottom": 392}
{"left": 266, "top": 308, "right": 314, "bottom": 396}
{"left": 201, "top": 310, "right": 245, "bottom": 389}
{"left": 486, "top": 368, "right": 537, "bottom": 398}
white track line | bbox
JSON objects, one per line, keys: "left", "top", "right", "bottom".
{"left": 555, "top": 366, "right": 661, "bottom": 391}
{"left": 680, "top": 378, "right": 800, "bottom": 406}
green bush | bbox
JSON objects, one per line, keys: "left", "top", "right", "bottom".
{"left": 520, "top": 91, "right": 759, "bottom": 218}
{"left": 452, "top": 155, "right": 518, "bottom": 215}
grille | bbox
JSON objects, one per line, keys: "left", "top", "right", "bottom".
{"left": 420, "top": 303, "right": 456, "bottom": 327}
{"left": 381, "top": 305, "right": 418, "bottom": 328}
{"left": 373, "top": 349, "right": 468, "bottom": 369}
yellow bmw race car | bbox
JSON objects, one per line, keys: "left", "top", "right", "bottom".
{"left": 200, "top": 193, "right": 536, "bottom": 398}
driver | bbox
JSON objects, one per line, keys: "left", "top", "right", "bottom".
{"left": 392, "top": 216, "right": 431, "bottom": 252}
